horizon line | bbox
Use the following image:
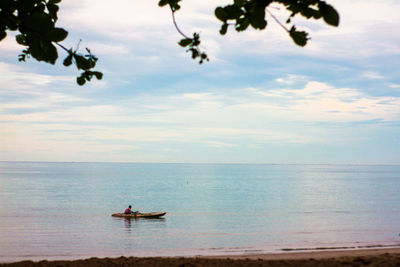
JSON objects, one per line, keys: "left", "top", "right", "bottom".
{"left": 1, "top": 160, "right": 399, "bottom": 166}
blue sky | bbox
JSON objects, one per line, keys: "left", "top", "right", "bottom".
{"left": 0, "top": 0, "right": 399, "bottom": 164}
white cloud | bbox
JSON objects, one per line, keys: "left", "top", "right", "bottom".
{"left": 2, "top": 80, "right": 398, "bottom": 153}
{"left": 200, "top": 140, "right": 236, "bottom": 148}
{"left": 60, "top": 1, "right": 170, "bottom": 31}
{"left": 0, "top": 123, "right": 141, "bottom": 162}
{"left": 388, "top": 83, "right": 400, "bottom": 89}
{"left": 275, "top": 74, "right": 309, "bottom": 85}
{"left": 253, "top": 81, "right": 400, "bottom": 122}
{"left": 0, "top": 34, "right": 22, "bottom": 54}
{"left": 363, "top": 71, "right": 384, "bottom": 80}
{"left": 0, "top": 93, "right": 88, "bottom": 115}
{"left": 182, "top": 92, "right": 213, "bottom": 100}
{"left": 0, "top": 62, "right": 73, "bottom": 93}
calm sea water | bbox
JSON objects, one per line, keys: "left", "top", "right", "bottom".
{"left": 0, "top": 162, "right": 399, "bottom": 262}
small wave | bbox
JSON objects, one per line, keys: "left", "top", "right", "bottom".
{"left": 281, "top": 243, "right": 400, "bottom": 252}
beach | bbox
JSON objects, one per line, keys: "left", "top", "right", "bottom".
{"left": 1, "top": 248, "right": 400, "bottom": 266}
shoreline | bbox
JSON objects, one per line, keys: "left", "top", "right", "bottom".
{"left": 2, "top": 247, "right": 400, "bottom": 266}
{"left": 202, "top": 247, "right": 400, "bottom": 260}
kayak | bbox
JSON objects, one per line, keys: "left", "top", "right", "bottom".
{"left": 111, "top": 212, "right": 166, "bottom": 218}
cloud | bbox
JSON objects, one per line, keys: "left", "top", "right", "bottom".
{"left": 200, "top": 140, "right": 236, "bottom": 148}
{"left": 182, "top": 93, "right": 214, "bottom": 100}
{"left": 2, "top": 79, "right": 398, "bottom": 151}
{"left": 363, "top": 71, "right": 384, "bottom": 80}
{"left": 388, "top": 83, "right": 400, "bottom": 89}
{"left": 0, "top": 34, "right": 22, "bottom": 54}
{"left": 1, "top": 78, "right": 399, "bottom": 162}
{"left": 252, "top": 81, "right": 400, "bottom": 122}
{"left": 0, "top": 62, "right": 73, "bottom": 94}
{"left": 1, "top": 0, "right": 399, "bottom": 163}
{"left": 4, "top": 79, "right": 400, "bottom": 126}
{"left": 0, "top": 93, "right": 89, "bottom": 116}
{"left": 0, "top": 62, "right": 93, "bottom": 116}
{"left": 59, "top": 1, "right": 170, "bottom": 31}
{"left": 275, "top": 74, "right": 309, "bottom": 85}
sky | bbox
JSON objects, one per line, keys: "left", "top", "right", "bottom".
{"left": 0, "top": 0, "right": 399, "bottom": 164}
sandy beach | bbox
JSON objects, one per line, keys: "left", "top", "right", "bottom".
{"left": 2, "top": 247, "right": 400, "bottom": 266}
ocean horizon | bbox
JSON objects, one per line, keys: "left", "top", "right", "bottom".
{"left": 1, "top": 161, "right": 399, "bottom": 262}
{"left": 2, "top": 160, "right": 400, "bottom": 165}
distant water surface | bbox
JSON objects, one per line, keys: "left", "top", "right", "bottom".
{"left": 0, "top": 162, "right": 399, "bottom": 262}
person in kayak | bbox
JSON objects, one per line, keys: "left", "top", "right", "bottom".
{"left": 125, "top": 205, "right": 134, "bottom": 214}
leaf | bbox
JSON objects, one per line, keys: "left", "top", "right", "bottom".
{"left": 0, "top": 31, "right": 6, "bottom": 41}
{"left": 47, "top": 28, "right": 68, "bottom": 42}
{"left": 74, "top": 55, "right": 90, "bottom": 70}
{"left": 16, "top": 34, "right": 26, "bottom": 45}
{"left": 192, "top": 33, "right": 200, "bottom": 46}
{"left": 27, "top": 12, "right": 54, "bottom": 33}
{"left": 18, "top": 49, "right": 30, "bottom": 62}
{"left": 84, "top": 71, "right": 92, "bottom": 81}
{"left": 289, "top": 27, "right": 309, "bottom": 47}
{"left": 63, "top": 54, "right": 72, "bottom": 66}
{"left": 234, "top": 0, "right": 245, "bottom": 5}
{"left": 158, "top": 0, "right": 168, "bottom": 7}
{"left": 92, "top": 71, "right": 103, "bottom": 80}
{"left": 45, "top": 43, "right": 58, "bottom": 64}
{"left": 319, "top": 2, "right": 339, "bottom": 26}
{"left": 171, "top": 0, "right": 181, "bottom": 11}
{"left": 18, "top": 54, "right": 26, "bottom": 62}
{"left": 220, "top": 23, "right": 228, "bottom": 35}
{"left": 188, "top": 48, "right": 199, "bottom": 59}
{"left": 48, "top": 0, "right": 62, "bottom": 4}
{"left": 215, "top": 7, "right": 228, "bottom": 22}
{"left": 158, "top": 0, "right": 181, "bottom": 10}
{"left": 30, "top": 41, "right": 44, "bottom": 61}
{"left": 46, "top": 3, "right": 59, "bottom": 19}
{"left": 178, "top": 38, "right": 192, "bottom": 47}
{"left": 224, "top": 5, "right": 242, "bottom": 20}
{"left": 235, "top": 19, "right": 249, "bottom": 32}
{"left": 249, "top": 8, "right": 267, "bottom": 30}
{"left": 77, "top": 76, "right": 86, "bottom": 86}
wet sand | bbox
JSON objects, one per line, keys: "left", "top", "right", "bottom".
{"left": 1, "top": 248, "right": 400, "bottom": 266}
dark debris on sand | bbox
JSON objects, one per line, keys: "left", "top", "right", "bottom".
{"left": 1, "top": 253, "right": 400, "bottom": 267}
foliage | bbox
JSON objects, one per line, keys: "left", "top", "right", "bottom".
{"left": 1, "top": 1, "right": 339, "bottom": 84}
{"left": 159, "top": 0, "right": 209, "bottom": 64}
{"left": 178, "top": 33, "right": 209, "bottom": 64}
{"left": 160, "top": 0, "right": 339, "bottom": 60}
{"left": 0, "top": 0, "right": 102, "bottom": 85}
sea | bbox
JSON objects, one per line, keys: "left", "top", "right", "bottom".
{"left": 0, "top": 162, "right": 399, "bottom": 262}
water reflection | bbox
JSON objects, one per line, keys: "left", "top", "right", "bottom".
{"left": 124, "top": 218, "right": 132, "bottom": 232}
{"left": 111, "top": 217, "right": 166, "bottom": 233}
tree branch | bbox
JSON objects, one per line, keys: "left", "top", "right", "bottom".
{"left": 266, "top": 8, "right": 289, "bottom": 33}
{"left": 169, "top": 5, "right": 209, "bottom": 64}
{"left": 55, "top": 42, "right": 70, "bottom": 53}
{"left": 170, "top": 6, "right": 190, "bottom": 39}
